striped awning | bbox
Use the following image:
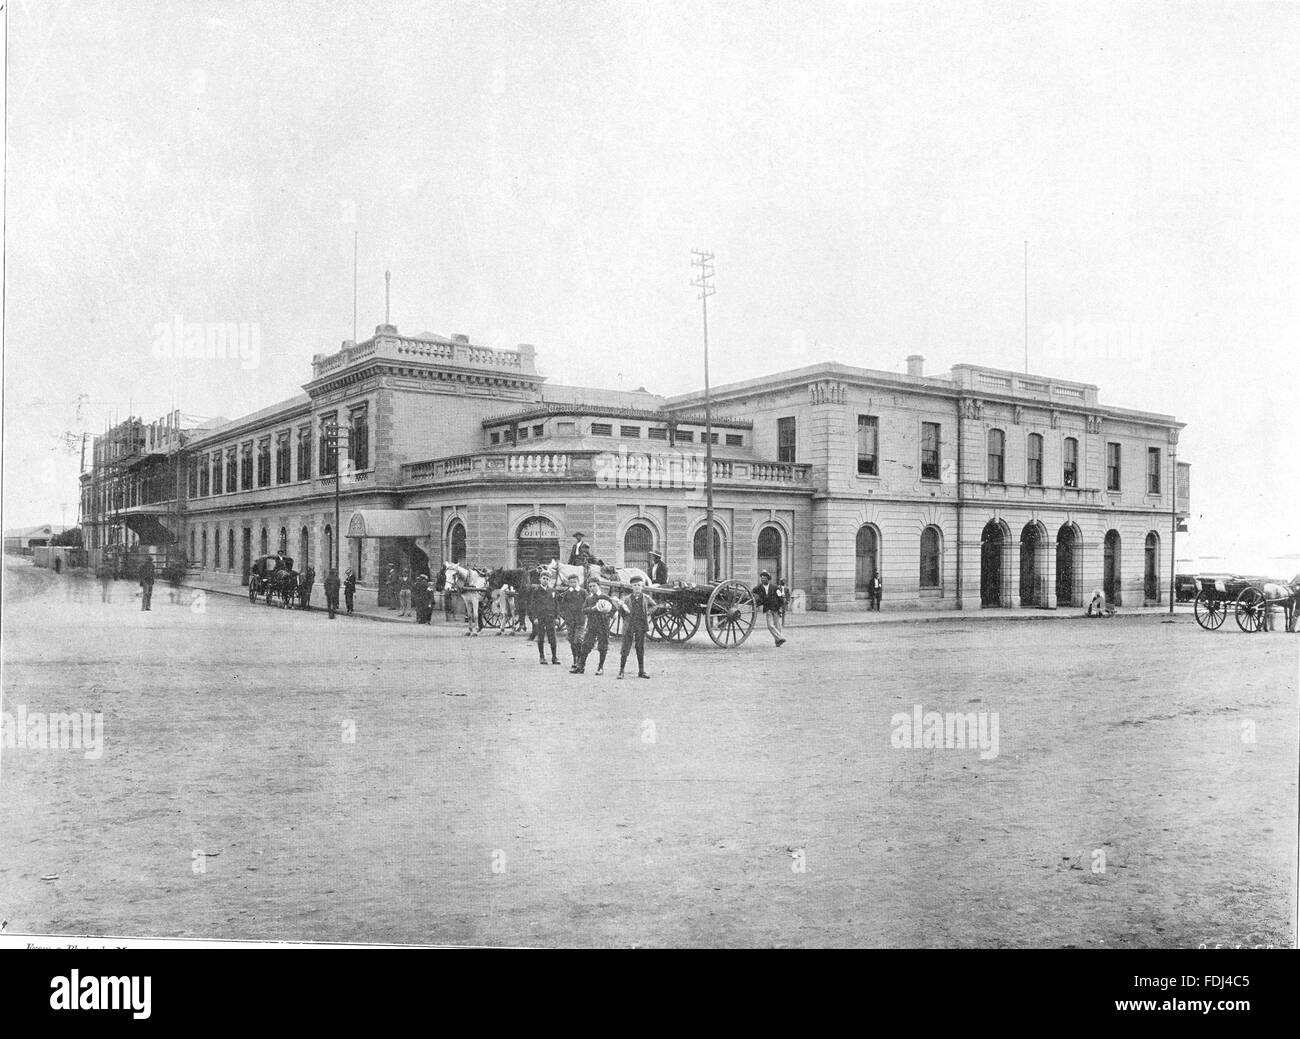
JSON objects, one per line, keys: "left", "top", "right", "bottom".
{"left": 346, "top": 509, "right": 431, "bottom": 539}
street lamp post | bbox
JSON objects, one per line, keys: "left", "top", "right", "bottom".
{"left": 324, "top": 423, "right": 347, "bottom": 572}
{"left": 691, "top": 249, "right": 717, "bottom": 581}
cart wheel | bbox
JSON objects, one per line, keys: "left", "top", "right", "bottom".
{"left": 1193, "top": 591, "right": 1226, "bottom": 630}
{"left": 1235, "top": 587, "right": 1266, "bottom": 632}
{"left": 608, "top": 604, "right": 625, "bottom": 638}
{"left": 481, "top": 602, "right": 501, "bottom": 629}
{"left": 555, "top": 617, "right": 567, "bottom": 639}
{"left": 654, "top": 603, "right": 699, "bottom": 642}
{"left": 705, "top": 580, "right": 757, "bottom": 648}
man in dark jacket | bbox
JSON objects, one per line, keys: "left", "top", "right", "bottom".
{"left": 139, "top": 558, "right": 155, "bottom": 611}
{"left": 324, "top": 569, "right": 341, "bottom": 619}
{"left": 752, "top": 570, "right": 787, "bottom": 646}
{"left": 558, "top": 574, "right": 588, "bottom": 670}
{"left": 870, "top": 572, "right": 883, "bottom": 611}
{"left": 343, "top": 568, "right": 356, "bottom": 614}
{"left": 413, "top": 573, "right": 430, "bottom": 623}
{"left": 649, "top": 551, "right": 669, "bottom": 587}
{"left": 300, "top": 566, "right": 316, "bottom": 610}
{"left": 532, "top": 574, "right": 561, "bottom": 665}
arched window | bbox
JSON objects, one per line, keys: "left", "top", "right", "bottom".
{"left": 1063, "top": 437, "right": 1079, "bottom": 487}
{"left": 449, "top": 520, "right": 466, "bottom": 564}
{"left": 201, "top": 529, "right": 208, "bottom": 568}
{"left": 987, "top": 429, "right": 1005, "bottom": 483}
{"left": 1144, "top": 531, "right": 1160, "bottom": 603}
{"left": 278, "top": 527, "right": 288, "bottom": 554}
{"left": 623, "top": 522, "right": 655, "bottom": 573}
{"left": 228, "top": 530, "right": 235, "bottom": 571}
{"left": 324, "top": 525, "right": 333, "bottom": 571}
{"left": 692, "top": 524, "right": 724, "bottom": 583}
{"left": 1026, "top": 433, "right": 1043, "bottom": 486}
{"left": 214, "top": 527, "right": 221, "bottom": 569}
{"left": 189, "top": 529, "right": 196, "bottom": 562}
{"left": 757, "top": 525, "right": 784, "bottom": 581}
{"left": 259, "top": 527, "right": 268, "bottom": 557}
{"left": 855, "top": 525, "right": 879, "bottom": 594}
{"left": 920, "top": 526, "right": 941, "bottom": 589}
{"left": 299, "top": 527, "right": 309, "bottom": 568}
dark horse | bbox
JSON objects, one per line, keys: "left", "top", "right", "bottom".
{"left": 487, "top": 567, "right": 534, "bottom": 633}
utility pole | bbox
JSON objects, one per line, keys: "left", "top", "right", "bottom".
{"left": 1024, "top": 240, "right": 1029, "bottom": 374}
{"left": 1169, "top": 442, "right": 1178, "bottom": 615}
{"left": 353, "top": 231, "right": 359, "bottom": 343}
{"left": 691, "top": 249, "right": 717, "bottom": 582}
{"left": 324, "top": 422, "right": 347, "bottom": 572}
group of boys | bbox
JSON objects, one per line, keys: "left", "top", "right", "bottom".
{"left": 521, "top": 569, "right": 662, "bottom": 680}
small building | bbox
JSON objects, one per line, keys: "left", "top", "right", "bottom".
{"left": 3, "top": 524, "right": 66, "bottom": 555}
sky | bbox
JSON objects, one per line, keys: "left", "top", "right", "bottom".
{"left": 3, "top": 0, "right": 1297, "bottom": 567}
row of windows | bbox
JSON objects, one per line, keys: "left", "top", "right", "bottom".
{"left": 777, "top": 415, "right": 1162, "bottom": 492}
{"left": 188, "top": 410, "right": 370, "bottom": 498}
{"left": 187, "top": 524, "right": 335, "bottom": 573}
{"left": 488, "top": 422, "right": 745, "bottom": 447}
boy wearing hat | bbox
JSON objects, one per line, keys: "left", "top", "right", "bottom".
{"left": 559, "top": 573, "right": 588, "bottom": 670}
{"left": 577, "top": 577, "right": 616, "bottom": 675}
{"left": 615, "top": 575, "right": 661, "bottom": 679}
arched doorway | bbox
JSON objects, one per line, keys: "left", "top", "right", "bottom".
{"left": 855, "top": 525, "right": 879, "bottom": 598}
{"left": 1019, "top": 522, "right": 1046, "bottom": 607}
{"left": 980, "top": 521, "right": 1007, "bottom": 607}
{"left": 228, "top": 530, "right": 235, "bottom": 572}
{"left": 299, "top": 527, "right": 309, "bottom": 569}
{"left": 324, "top": 525, "right": 333, "bottom": 572}
{"left": 448, "top": 520, "right": 467, "bottom": 564}
{"left": 516, "top": 516, "right": 560, "bottom": 570}
{"left": 201, "top": 529, "right": 208, "bottom": 568}
{"left": 278, "top": 526, "right": 288, "bottom": 555}
{"left": 1104, "top": 530, "right": 1122, "bottom": 606}
{"left": 692, "top": 524, "right": 724, "bottom": 583}
{"left": 757, "top": 525, "right": 784, "bottom": 581}
{"left": 1144, "top": 532, "right": 1160, "bottom": 604}
{"left": 920, "top": 525, "right": 942, "bottom": 592}
{"left": 259, "top": 527, "right": 268, "bottom": 557}
{"left": 623, "top": 522, "right": 655, "bottom": 573}
{"left": 1056, "top": 523, "right": 1080, "bottom": 607}
{"left": 241, "top": 528, "right": 252, "bottom": 586}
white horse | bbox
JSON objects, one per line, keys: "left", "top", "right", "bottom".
{"left": 444, "top": 561, "right": 487, "bottom": 635}
{"left": 540, "top": 559, "right": 653, "bottom": 588}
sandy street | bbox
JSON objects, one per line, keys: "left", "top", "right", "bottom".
{"left": 1, "top": 556, "right": 1295, "bottom": 947}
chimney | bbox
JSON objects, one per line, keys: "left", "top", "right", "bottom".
{"left": 906, "top": 354, "right": 924, "bottom": 378}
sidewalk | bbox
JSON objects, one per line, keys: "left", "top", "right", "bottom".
{"left": 178, "top": 573, "right": 1186, "bottom": 630}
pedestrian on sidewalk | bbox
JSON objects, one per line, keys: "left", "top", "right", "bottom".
{"left": 97, "top": 560, "right": 114, "bottom": 603}
{"left": 139, "top": 558, "right": 155, "bottom": 611}
{"left": 344, "top": 568, "right": 356, "bottom": 614}
{"left": 752, "top": 570, "right": 787, "bottom": 646}
{"left": 324, "top": 569, "right": 341, "bottom": 619}
{"left": 398, "top": 568, "right": 413, "bottom": 617}
{"left": 870, "top": 572, "right": 883, "bottom": 611}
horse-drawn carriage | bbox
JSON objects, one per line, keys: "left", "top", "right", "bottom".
{"left": 249, "top": 554, "right": 297, "bottom": 608}
{"left": 1192, "top": 573, "right": 1298, "bottom": 632}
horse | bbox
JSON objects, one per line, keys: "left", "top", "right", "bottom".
{"left": 487, "top": 568, "right": 531, "bottom": 633}
{"left": 1259, "top": 576, "right": 1300, "bottom": 633}
{"left": 271, "top": 568, "right": 298, "bottom": 609}
{"left": 444, "top": 561, "right": 487, "bottom": 635}
{"left": 540, "top": 559, "right": 652, "bottom": 590}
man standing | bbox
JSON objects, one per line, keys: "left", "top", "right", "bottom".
{"left": 343, "top": 568, "right": 356, "bottom": 614}
{"left": 301, "top": 566, "right": 316, "bottom": 610}
{"left": 397, "top": 568, "right": 412, "bottom": 617}
{"left": 97, "top": 559, "right": 114, "bottom": 603}
{"left": 752, "top": 570, "right": 787, "bottom": 646}
{"left": 559, "top": 573, "right": 587, "bottom": 670}
{"left": 870, "top": 571, "right": 883, "bottom": 611}
{"left": 616, "top": 575, "right": 659, "bottom": 680}
{"left": 139, "top": 557, "right": 155, "bottom": 611}
{"left": 385, "top": 564, "right": 400, "bottom": 610}
{"left": 577, "top": 577, "right": 615, "bottom": 675}
{"left": 324, "top": 569, "right": 341, "bottom": 619}
{"left": 533, "top": 574, "right": 561, "bottom": 665}
{"left": 650, "top": 551, "right": 668, "bottom": 587}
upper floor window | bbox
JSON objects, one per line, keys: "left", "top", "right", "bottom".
{"left": 532, "top": 424, "right": 544, "bottom": 438}
{"left": 275, "top": 433, "right": 291, "bottom": 484}
{"left": 349, "top": 406, "right": 369, "bottom": 470}
{"left": 1026, "top": 433, "right": 1043, "bottom": 486}
{"left": 778, "top": 417, "right": 797, "bottom": 463}
{"left": 517, "top": 426, "right": 528, "bottom": 440}
{"left": 1063, "top": 437, "right": 1078, "bottom": 487}
{"left": 490, "top": 432, "right": 500, "bottom": 445}
{"left": 725, "top": 433, "right": 743, "bottom": 447}
{"left": 1147, "top": 447, "right": 1161, "bottom": 494}
{"left": 921, "top": 422, "right": 940, "bottom": 480}
{"left": 212, "top": 454, "right": 223, "bottom": 495}
{"left": 591, "top": 423, "right": 613, "bottom": 437}
{"left": 857, "top": 415, "right": 879, "bottom": 475}
{"left": 557, "top": 421, "right": 577, "bottom": 436}
{"left": 319, "top": 417, "right": 337, "bottom": 477}
{"left": 674, "top": 429, "right": 694, "bottom": 443}
{"left": 240, "top": 442, "right": 254, "bottom": 489}
{"left": 256, "top": 438, "right": 271, "bottom": 488}
{"left": 198, "top": 454, "right": 210, "bottom": 496}
{"left": 1106, "top": 442, "right": 1121, "bottom": 491}
{"left": 226, "top": 448, "right": 238, "bottom": 492}
{"left": 620, "top": 425, "right": 640, "bottom": 439}
{"left": 296, "top": 428, "right": 310, "bottom": 481}
{"left": 649, "top": 427, "right": 668, "bottom": 441}
{"left": 987, "top": 429, "right": 1005, "bottom": 484}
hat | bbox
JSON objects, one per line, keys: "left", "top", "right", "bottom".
{"left": 630, "top": 574, "right": 644, "bottom": 584}
{"left": 759, "top": 570, "right": 771, "bottom": 579}
{"left": 573, "top": 532, "right": 585, "bottom": 539}
{"left": 650, "top": 551, "right": 662, "bottom": 559}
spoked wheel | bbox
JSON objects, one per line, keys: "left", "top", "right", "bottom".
{"left": 653, "top": 602, "right": 699, "bottom": 642}
{"left": 1193, "top": 591, "right": 1226, "bottom": 630}
{"left": 705, "top": 580, "right": 757, "bottom": 648}
{"left": 248, "top": 582, "right": 258, "bottom": 603}
{"left": 480, "top": 602, "right": 501, "bottom": 629}
{"left": 607, "top": 604, "right": 625, "bottom": 638}
{"left": 1235, "top": 587, "right": 1266, "bottom": 632}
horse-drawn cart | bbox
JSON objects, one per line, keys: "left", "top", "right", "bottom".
{"left": 1192, "top": 574, "right": 1297, "bottom": 632}
{"left": 603, "top": 578, "right": 758, "bottom": 648}
{"left": 249, "top": 554, "right": 296, "bottom": 608}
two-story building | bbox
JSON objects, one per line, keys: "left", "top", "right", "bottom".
{"left": 80, "top": 323, "right": 1189, "bottom": 611}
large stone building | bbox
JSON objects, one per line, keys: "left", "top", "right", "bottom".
{"left": 81, "top": 324, "right": 1190, "bottom": 611}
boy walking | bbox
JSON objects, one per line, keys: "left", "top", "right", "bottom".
{"left": 616, "top": 575, "right": 659, "bottom": 680}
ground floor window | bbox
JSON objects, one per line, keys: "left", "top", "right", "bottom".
{"left": 855, "top": 525, "right": 878, "bottom": 594}
{"left": 214, "top": 528, "right": 221, "bottom": 569}
{"left": 624, "top": 522, "right": 655, "bottom": 573}
{"left": 757, "top": 525, "right": 783, "bottom": 581}
{"left": 516, "top": 516, "right": 559, "bottom": 570}
{"left": 228, "top": 530, "right": 235, "bottom": 572}
{"left": 448, "top": 520, "right": 466, "bottom": 564}
{"left": 920, "top": 526, "right": 941, "bottom": 589}
{"left": 693, "top": 524, "right": 724, "bottom": 583}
